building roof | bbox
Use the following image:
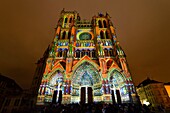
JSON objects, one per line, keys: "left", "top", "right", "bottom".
{"left": 0, "top": 74, "right": 22, "bottom": 91}
{"left": 137, "top": 77, "right": 162, "bottom": 88}
{"left": 164, "top": 82, "right": 170, "bottom": 85}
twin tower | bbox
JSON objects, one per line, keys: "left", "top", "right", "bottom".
{"left": 36, "top": 9, "right": 136, "bottom": 105}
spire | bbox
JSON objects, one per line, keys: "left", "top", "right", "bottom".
{"left": 106, "top": 12, "right": 111, "bottom": 18}
{"left": 61, "top": 8, "right": 65, "bottom": 14}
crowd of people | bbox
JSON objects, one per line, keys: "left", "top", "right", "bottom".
{"left": 34, "top": 102, "right": 166, "bottom": 113}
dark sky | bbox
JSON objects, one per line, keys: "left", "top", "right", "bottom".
{"left": 0, "top": 0, "right": 170, "bottom": 89}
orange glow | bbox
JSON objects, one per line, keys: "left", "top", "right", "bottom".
{"left": 165, "top": 85, "right": 170, "bottom": 97}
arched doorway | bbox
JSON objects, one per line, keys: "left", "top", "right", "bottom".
{"left": 71, "top": 62, "right": 101, "bottom": 103}
{"left": 48, "top": 70, "right": 64, "bottom": 103}
{"left": 108, "top": 70, "right": 129, "bottom": 103}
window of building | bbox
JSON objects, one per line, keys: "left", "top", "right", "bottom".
{"left": 86, "top": 49, "right": 90, "bottom": 56}
{"left": 1, "top": 108, "right": 7, "bottom": 113}
{"left": 105, "top": 31, "right": 109, "bottom": 39}
{"left": 100, "top": 31, "right": 105, "bottom": 39}
{"left": 82, "top": 50, "right": 85, "bottom": 57}
{"left": 92, "top": 50, "right": 95, "bottom": 57}
{"left": 109, "top": 49, "right": 113, "bottom": 56}
{"left": 103, "top": 20, "right": 107, "bottom": 28}
{"left": 68, "top": 31, "right": 71, "bottom": 40}
{"left": 63, "top": 49, "right": 68, "bottom": 58}
{"left": 58, "top": 49, "right": 62, "bottom": 57}
{"left": 104, "top": 49, "right": 108, "bottom": 56}
{"left": 76, "top": 50, "right": 80, "bottom": 58}
{"left": 4, "top": 99, "right": 11, "bottom": 106}
{"left": 98, "top": 20, "right": 102, "bottom": 28}
{"left": 69, "top": 17, "right": 72, "bottom": 23}
{"left": 64, "top": 17, "right": 68, "bottom": 23}
{"left": 14, "top": 99, "right": 20, "bottom": 106}
{"left": 62, "top": 31, "right": 66, "bottom": 39}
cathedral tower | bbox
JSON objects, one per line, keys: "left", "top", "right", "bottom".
{"left": 36, "top": 9, "right": 136, "bottom": 104}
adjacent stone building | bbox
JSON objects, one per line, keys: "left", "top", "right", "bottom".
{"left": 0, "top": 74, "right": 22, "bottom": 113}
{"left": 0, "top": 74, "right": 34, "bottom": 113}
{"left": 136, "top": 78, "right": 170, "bottom": 108}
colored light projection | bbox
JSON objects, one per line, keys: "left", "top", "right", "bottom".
{"left": 36, "top": 10, "right": 136, "bottom": 105}
{"left": 37, "top": 70, "right": 65, "bottom": 103}
{"left": 79, "top": 32, "right": 92, "bottom": 40}
{"left": 71, "top": 62, "right": 101, "bottom": 99}
{"left": 49, "top": 70, "right": 63, "bottom": 88}
{"left": 109, "top": 70, "right": 124, "bottom": 88}
{"left": 109, "top": 70, "right": 130, "bottom": 102}
{"left": 72, "top": 62, "right": 100, "bottom": 85}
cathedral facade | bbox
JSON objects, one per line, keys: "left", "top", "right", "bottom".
{"left": 36, "top": 9, "right": 136, "bottom": 105}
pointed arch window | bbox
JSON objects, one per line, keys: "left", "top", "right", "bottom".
{"left": 68, "top": 31, "right": 71, "bottom": 40}
{"left": 58, "top": 49, "right": 62, "bottom": 57}
{"left": 92, "top": 50, "right": 95, "bottom": 57}
{"left": 76, "top": 49, "right": 80, "bottom": 58}
{"left": 69, "top": 17, "right": 72, "bottom": 23}
{"left": 106, "top": 31, "right": 109, "bottom": 39}
{"left": 81, "top": 49, "right": 85, "bottom": 57}
{"left": 100, "top": 31, "right": 105, "bottom": 39}
{"left": 109, "top": 49, "right": 113, "bottom": 56}
{"left": 98, "top": 20, "right": 102, "bottom": 28}
{"left": 63, "top": 49, "right": 68, "bottom": 58}
{"left": 62, "top": 31, "right": 66, "bottom": 39}
{"left": 103, "top": 20, "right": 107, "bottom": 28}
{"left": 64, "top": 17, "right": 68, "bottom": 23}
{"left": 104, "top": 48, "right": 108, "bottom": 56}
{"left": 86, "top": 49, "right": 90, "bottom": 56}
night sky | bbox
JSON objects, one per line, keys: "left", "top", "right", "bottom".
{"left": 0, "top": 0, "right": 170, "bottom": 89}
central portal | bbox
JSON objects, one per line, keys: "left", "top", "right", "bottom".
{"left": 71, "top": 62, "right": 101, "bottom": 103}
{"left": 80, "top": 86, "right": 93, "bottom": 104}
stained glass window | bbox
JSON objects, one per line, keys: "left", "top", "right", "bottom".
{"left": 79, "top": 32, "right": 92, "bottom": 40}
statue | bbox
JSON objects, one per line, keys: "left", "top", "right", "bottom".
{"left": 99, "top": 43, "right": 104, "bottom": 56}
{"left": 68, "top": 44, "right": 73, "bottom": 55}
{"left": 68, "top": 42, "right": 76, "bottom": 56}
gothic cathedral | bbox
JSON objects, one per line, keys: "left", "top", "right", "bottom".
{"left": 36, "top": 9, "right": 136, "bottom": 105}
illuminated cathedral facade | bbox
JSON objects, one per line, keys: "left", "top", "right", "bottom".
{"left": 36, "top": 9, "right": 136, "bottom": 105}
